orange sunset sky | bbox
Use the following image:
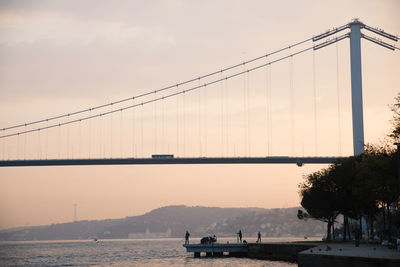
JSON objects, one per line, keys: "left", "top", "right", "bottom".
{"left": 0, "top": 0, "right": 399, "bottom": 230}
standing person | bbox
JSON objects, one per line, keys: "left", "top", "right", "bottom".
{"left": 237, "top": 230, "right": 242, "bottom": 243}
{"left": 354, "top": 228, "right": 360, "bottom": 247}
{"left": 185, "top": 231, "right": 190, "bottom": 244}
{"left": 257, "top": 231, "right": 262, "bottom": 243}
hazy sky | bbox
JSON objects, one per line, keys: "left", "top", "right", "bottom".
{"left": 0, "top": 0, "right": 399, "bottom": 230}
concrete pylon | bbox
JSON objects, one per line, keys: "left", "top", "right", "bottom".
{"left": 349, "top": 19, "right": 365, "bottom": 156}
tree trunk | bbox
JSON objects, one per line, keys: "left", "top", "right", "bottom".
{"left": 327, "top": 221, "right": 332, "bottom": 241}
{"left": 382, "top": 204, "right": 386, "bottom": 241}
{"left": 343, "top": 215, "right": 347, "bottom": 241}
{"left": 349, "top": 217, "right": 353, "bottom": 240}
{"left": 359, "top": 216, "right": 363, "bottom": 239}
{"left": 387, "top": 203, "right": 392, "bottom": 240}
{"left": 332, "top": 222, "right": 335, "bottom": 240}
{"left": 370, "top": 218, "right": 374, "bottom": 239}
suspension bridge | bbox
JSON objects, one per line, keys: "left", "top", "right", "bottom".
{"left": 0, "top": 19, "right": 398, "bottom": 167}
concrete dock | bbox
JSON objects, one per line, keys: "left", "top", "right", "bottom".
{"left": 298, "top": 243, "right": 400, "bottom": 267}
{"left": 184, "top": 241, "right": 400, "bottom": 265}
{"left": 183, "top": 242, "right": 315, "bottom": 260}
{"left": 183, "top": 243, "right": 248, "bottom": 257}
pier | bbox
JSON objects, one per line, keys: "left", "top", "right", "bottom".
{"left": 183, "top": 242, "right": 315, "bottom": 260}
{"left": 183, "top": 243, "right": 248, "bottom": 257}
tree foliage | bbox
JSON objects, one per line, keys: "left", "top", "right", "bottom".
{"left": 299, "top": 94, "right": 400, "bottom": 241}
{"left": 389, "top": 92, "right": 400, "bottom": 141}
{"left": 299, "top": 144, "right": 398, "bottom": 241}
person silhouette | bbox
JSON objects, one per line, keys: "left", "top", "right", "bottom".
{"left": 237, "top": 230, "right": 242, "bottom": 243}
{"left": 185, "top": 231, "right": 190, "bottom": 244}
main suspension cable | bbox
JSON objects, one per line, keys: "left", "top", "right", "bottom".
{"left": 0, "top": 46, "right": 314, "bottom": 139}
{"left": 1, "top": 38, "right": 312, "bottom": 132}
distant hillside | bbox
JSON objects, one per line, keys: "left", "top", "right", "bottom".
{"left": 0, "top": 205, "right": 324, "bottom": 241}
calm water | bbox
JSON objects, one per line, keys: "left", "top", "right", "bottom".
{"left": 0, "top": 238, "right": 302, "bottom": 266}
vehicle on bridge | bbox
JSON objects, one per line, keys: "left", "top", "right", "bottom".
{"left": 151, "top": 154, "right": 174, "bottom": 159}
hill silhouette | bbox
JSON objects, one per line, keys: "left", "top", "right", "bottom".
{"left": 0, "top": 205, "right": 324, "bottom": 241}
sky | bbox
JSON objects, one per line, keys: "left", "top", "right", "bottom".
{"left": 0, "top": 0, "right": 399, "bottom": 230}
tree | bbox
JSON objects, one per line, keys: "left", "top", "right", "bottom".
{"left": 299, "top": 147, "right": 397, "bottom": 241}
{"left": 299, "top": 94, "right": 400, "bottom": 242}
{"left": 389, "top": 93, "right": 400, "bottom": 234}
{"left": 389, "top": 92, "right": 400, "bottom": 141}
{"left": 356, "top": 144, "right": 397, "bottom": 240}
{"left": 329, "top": 156, "right": 363, "bottom": 240}
{"left": 299, "top": 169, "right": 341, "bottom": 241}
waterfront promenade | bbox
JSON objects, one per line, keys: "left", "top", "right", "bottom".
{"left": 298, "top": 243, "right": 400, "bottom": 267}
{"left": 184, "top": 241, "right": 400, "bottom": 266}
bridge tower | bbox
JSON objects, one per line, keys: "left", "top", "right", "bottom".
{"left": 349, "top": 19, "right": 365, "bottom": 156}
{"left": 314, "top": 19, "right": 398, "bottom": 156}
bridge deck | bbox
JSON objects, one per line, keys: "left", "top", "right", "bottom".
{"left": 0, "top": 156, "right": 345, "bottom": 167}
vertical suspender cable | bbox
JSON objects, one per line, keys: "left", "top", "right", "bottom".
{"left": 225, "top": 77, "right": 229, "bottom": 156}
{"left": 265, "top": 62, "right": 268, "bottom": 155}
{"left": 204, "top": 82, "right": 207, "bottom": 156}
{"left": 89, "top": 110, "right": 92, "bottom": 159}
{"left": 269, "top": 66, "right": 272, "bottom": 155}
{"left": 4, "top": 137, "right": 7, "bottom": 159}
{"left": 176, "top": 85, "right": 179, "bottom": 157}
{"left": 336, "top": 42, "right": 342, "bottom": 156}
{"left": 162, "top": 96, "right": 165, "bottom": 154}
{"left": 132, "top": 98, "right": 136, "bottom": 158}
{"left": 243, "top": 64, "right": 247, "bottom": 156}
{"left": 183, "top": 89, "right": 186, "bottom": 157}
{"left": 141, "top": 105, "right": 144, "bottom": 157}
{"left": 154, "top": 92, "right": 157, "bottom": 153}
{"left": 265, "top": 59, "right": 270, "bottom": 156}
{"left": 16, "top": 134, "right": 19, "bottom": 160}
{"left": 58, "top": 125, "right": 61, "bottom": 159}
{"left": 78, "top": 120, "right": 81, "bottom": 159}
{"left": 40, "top": 129, "right": 42, "bottom": 159}
{"left": 67, "top": 115, "right": 70, "bottom": 159}
{"left": 45, "top": 121, "right": 49, "bottom": 159}
{"left": 198, "top": 79, "right": 202, "bottom": 156}
{"left": 290, "top": 49, "right": 295, "bottom": 156}
{"left": 100, "top": 114, "right": 103, "bottom": 158}
{"left": 313, "top": 51, "right": 318, "bottom": 156}
{"left": 37, "top": 129, "right": 41, "bottom": 159}
{"left": 110, "top": 106, "right": 112, "bottom": 158}
{"left": 120, "top": 109, "right": 123, "bottom": 158}
{"left": 247, "top": 70, "right": 251, "bottom": 157}
{"left": 24, "top": 125, "right": 27, "bottom": 160}
{"left": 221, "top": 71, "right": 224, "bottom": 157}
{"left": 45, "top": 121, "right": 48, "bottom": 159}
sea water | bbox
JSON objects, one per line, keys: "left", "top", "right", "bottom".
{"left": 0, "top": 238, "right": 301, "bottom": 266}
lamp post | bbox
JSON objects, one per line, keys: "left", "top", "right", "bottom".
{"left": 394, "top": 142, "right": 400, "bottom": 208}
{"left": 395, "top": 143, "right": 400, "bottom": 249}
